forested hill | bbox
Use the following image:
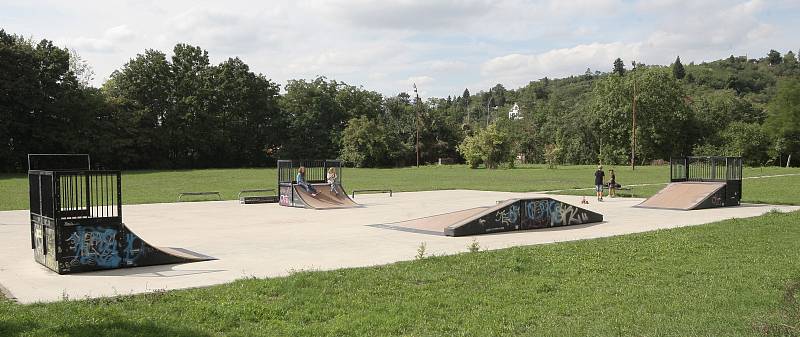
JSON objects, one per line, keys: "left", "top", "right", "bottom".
{"left": 1, "top": 28, "right": 798, "bottom": 171}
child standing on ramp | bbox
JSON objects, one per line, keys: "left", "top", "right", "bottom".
{"left": 297, "top": 166, "right": 317, "bottom": 197}
{"left": 327, "top": 167, "right": 339, "bottom": 195}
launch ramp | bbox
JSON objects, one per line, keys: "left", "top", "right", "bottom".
{"left": 372, "top": 197, "right": 603, "bottom": 237}
{"left": 636, "top": 156, "right": 742, "bottom": 210}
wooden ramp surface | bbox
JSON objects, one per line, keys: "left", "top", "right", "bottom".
{"left": 371, "top": 207, "right": 491, "bottom": 235}
{"left": 156, "top": 247, "right": 216, "bottom": 261}
{"left": 294, "top": 184, "right": 359, "bottom": 209}
{"left": 636, "top": 182, "right": 725, "bottom": 210}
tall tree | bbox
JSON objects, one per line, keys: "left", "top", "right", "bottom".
{"left": 613, "top": 58, "right": 626, "bottom": 76}
{"left": 672, "top": 56, "right": 686, "bottom": 79}
{"left": 784, "top": 50, "right": 797, "bottom": 65}
{"left": 767, "top": 49, "right": 782, "bottom": 65}
{"left": 765, "top": 78, "right": 800, "bottom": 165}
{"left": 0, "top": 30, "right": 91, "bottom": 171}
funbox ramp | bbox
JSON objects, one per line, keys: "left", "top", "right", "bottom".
{"left": 635, "top": 182, "right": 728, "bottom": 210}
{"left": 283, "top": 183, "right": 359, "bottom": 209}
{"left": 371, "top": 197, "right": 603, "bottom": 237}
{"left": 33, "top": 220, "right": 213, "bottom": 274}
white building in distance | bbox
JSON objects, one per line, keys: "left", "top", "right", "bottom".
{"left": 508, "top": 103, "right": 521, "bottom": 120}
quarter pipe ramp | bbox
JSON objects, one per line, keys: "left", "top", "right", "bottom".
{"left": 635, "top": 182, "right": 729, "bottom": 210}
{"left": 280, "top": 183, "right": 360, "bottom": 209}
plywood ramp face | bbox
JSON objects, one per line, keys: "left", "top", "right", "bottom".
{"left": 636, "top": 182, "right": 726, "bottom": 210}
{"left": 371, "top": 207, "right": 492, "bottom": 235}
{"left": 294, "top": 184, "right": 359, "bottom": 209}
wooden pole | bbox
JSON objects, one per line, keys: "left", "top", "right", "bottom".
{"left": 413, "top": 84, "right": 421, "bottom": 167}
{"left": 631, "top": 61, "right": 637, "bottom": 171}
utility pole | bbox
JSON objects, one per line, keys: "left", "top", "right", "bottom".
{"left": 631, "top": 61, "right": 637, "bottom": 171}
{"left": 413, "top": 83, "right": 421, "bottom": 167}
{"left": 486, "top": 87, "right": 492, "bottom": 127}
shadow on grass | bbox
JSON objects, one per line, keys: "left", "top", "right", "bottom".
{"left": 0, "top": 319, "right": 211, "bottom": 337}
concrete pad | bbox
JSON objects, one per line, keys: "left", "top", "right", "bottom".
{"left": 0, "top": 190, "right": 796, "bottom": 303}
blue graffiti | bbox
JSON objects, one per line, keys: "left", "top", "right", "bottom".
{"left": 66, "top": 226, "right": 122, "bottom": 268}
{"left": 494, "top": 203, "right": 521, "bottom": 228}
{"left": 523, "top": 199, "right": 590, "bottom": 228}
{"left": 525, "top": 199, "right": 560, "bottom": 227}
{"left": 123, "top": 233, "right": 145, "bottom": 265}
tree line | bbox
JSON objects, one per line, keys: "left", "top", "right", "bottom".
{"left": 1, "top": 28, "right": 799, "bottom": 172}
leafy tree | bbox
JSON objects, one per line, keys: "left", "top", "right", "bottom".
{"left": 491, "top": 83, "right": 507, "bottom": 107}
{"left": 672, "top": 56, "right": 685, "bottom": 79}
{"left": 767, "top": 49, "right": 782, "bottom": 65}
{"left": 457, "top": 124, "right": 514, "bottom": 169}
{"left": 764, "top": 78, "right": 800, "bottom": 165}
{"left": 784, "top": 50, "right": 797, "bottom": 65}
{"left": 105, "top": 49, "right": 174, "bottom": 168}
{"left": 592, "top": 67, "right": 692, "bottom": 164}
{"left": 0, "top": 30, "right": 92, "bottom": 171}
{"left": 340, "top": 116, "right": 388, "bottom": 167}
{"left": 613, "top": 58, "right": 625, "bottom": 76}
{"left": 68, "top": 49, "right": 94, "bottom": 87}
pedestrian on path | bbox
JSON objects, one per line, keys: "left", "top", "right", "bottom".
{"left": 595, "top": 165, "right": 605, "bottom": 201}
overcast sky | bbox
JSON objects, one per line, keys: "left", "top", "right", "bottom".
{"left": 2, "top": 0, "right": 798, "bottom": 98}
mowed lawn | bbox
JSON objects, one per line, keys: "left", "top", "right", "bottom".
{"left": 1, "top": 164, "right": 799, "bottom": 211}
{"left": 1, "top": 210, "right": 799, "bottom": 336}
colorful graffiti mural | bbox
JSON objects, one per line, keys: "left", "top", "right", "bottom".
{"left": 447, "top": 198, "right": 603, "bottom": 236}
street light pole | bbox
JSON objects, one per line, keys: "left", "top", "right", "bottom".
{"left": 631, "top": 61, "right": 637, "bottom": 171}
{"left": 413, "top": 83, "right": 421, "bottom": 167}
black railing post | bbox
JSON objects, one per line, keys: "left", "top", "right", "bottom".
{"left": 117, "top": 172, "right": 123, "bottom": 219}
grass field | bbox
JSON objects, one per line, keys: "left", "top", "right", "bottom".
{"left": 1, "top": 210, "right": 799, "bottom": 336}
{"left": 1, "top": 165, "right": 799, "bottom": 211}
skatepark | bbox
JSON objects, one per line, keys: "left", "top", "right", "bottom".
{"left": 1, "top": 187, "right": 797, "bottom": 303}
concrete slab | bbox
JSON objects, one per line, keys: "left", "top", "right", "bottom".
{"left": 0, "top": 190, "right": 796, "bottom": 303}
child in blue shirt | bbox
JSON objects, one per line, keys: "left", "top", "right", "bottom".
{"left": 296, "top": 166, "right": 318, "bottom": 197}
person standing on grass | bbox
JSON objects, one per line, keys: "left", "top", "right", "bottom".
{"left": 296, "top": 166, "right": 318, "bottom": 197}
{"left": 608, "top": 169, "right": 616, "bottom": 198}
{"left": 594, "top": 165, "right": 605, "bottom": 201}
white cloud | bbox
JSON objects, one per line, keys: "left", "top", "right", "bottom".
{"left": 326, "top": 0, "right": 492, "bottom": 31}
{"left": 478, "top": 0, "right": 785, "bottom": 89}
{"left": 9, "top": 0, "right": 798, "bottom": 97}
{"left": 60, "top": 25, "right": 136, "bottom": 53}
{"left": 481, "top": 42, "right": 640, "bottom": 87}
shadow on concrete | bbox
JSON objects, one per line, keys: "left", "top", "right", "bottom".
{"left": 65, "top": 264, "right": 226, "bottom": 278}
{"left": 477, "top": 220, "right": 607, "bottom": 237}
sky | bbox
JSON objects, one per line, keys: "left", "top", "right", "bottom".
{"left": 2, "top": 0, "right": 798, "bottom": 98}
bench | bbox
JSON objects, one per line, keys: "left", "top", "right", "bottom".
{"left": 237, "top": 189, "right": 278, "bottom": 204}
{"left": 351, "top": 189, "right": 393, "bottom": 198}
{"left": 177, "top": 191, "right": 222, "bottom": 202}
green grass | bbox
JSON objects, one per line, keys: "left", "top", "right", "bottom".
{"left": 1, "top": 210, "right": 799, "bottom": 336}
{"left": 2, "top": 165, "right": 799, "bottom": 211}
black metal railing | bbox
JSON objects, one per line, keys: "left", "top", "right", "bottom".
{"left": 29, "top": 170, "right": 122, "bottom": 223}
{"left": 277, "top": 160, "right": 342, "bottom": 185}
{"left": 670, "top": 156, "right": 743, "bottom": 182}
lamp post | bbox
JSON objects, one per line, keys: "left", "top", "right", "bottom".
{"left": 631, "top": 61, "right": 637, "bottom": 171}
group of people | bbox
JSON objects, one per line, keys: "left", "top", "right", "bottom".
{"left": 594, "top": 165, "right": 619, "bottom": 202}
{"left": 296, "top": 166, "right": 339, "bottom": 198}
